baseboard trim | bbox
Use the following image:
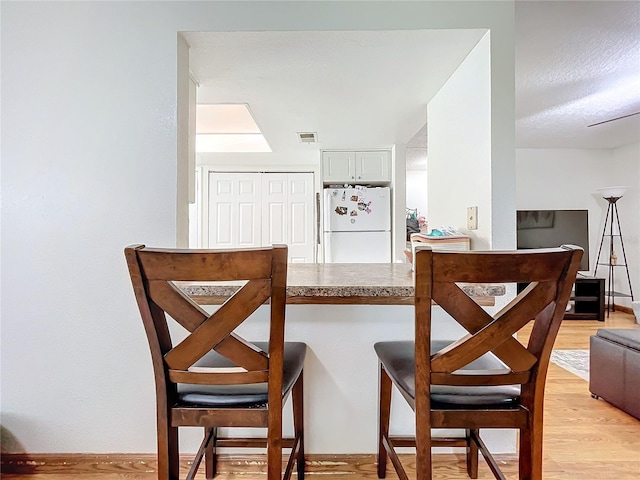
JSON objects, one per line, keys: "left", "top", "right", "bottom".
{"left": 613, "top": 304, "right": 633, "bottom": 314}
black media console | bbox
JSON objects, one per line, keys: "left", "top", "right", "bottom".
{"left": 564, "top": 276, "right": 605, "bottom": 321}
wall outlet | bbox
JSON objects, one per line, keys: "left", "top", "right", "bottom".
{"left": 467, "top": 206, "right": 478, "bottom": 230}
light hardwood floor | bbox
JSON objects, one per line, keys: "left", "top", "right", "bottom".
{"left": 3, "top": 312, "right": 639, "bottom": 479}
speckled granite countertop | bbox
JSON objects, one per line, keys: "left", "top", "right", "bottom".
{"left": 181, "top": 263, "right": 505, "bottom": 306}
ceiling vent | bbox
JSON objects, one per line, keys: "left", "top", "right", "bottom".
{"left": 297, "top": 132, "right": 318, "bottom": 143}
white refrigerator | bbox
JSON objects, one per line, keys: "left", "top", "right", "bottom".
{"left": 323, "top": 186, "right": 392, "bottom": 263}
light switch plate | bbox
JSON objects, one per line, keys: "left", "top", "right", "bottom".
{"left": 467, "top": 206, "right": 478, "bottom": 230}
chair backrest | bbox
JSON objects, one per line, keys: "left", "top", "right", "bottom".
{"left": 125, "top": 245, "right": 288, "bottom": 395}
{"left": 413, "top": 245, "right": 583, "bottom": 394}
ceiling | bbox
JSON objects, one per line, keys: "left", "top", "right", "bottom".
{"left": 515, "top": 0, "right": 640, "bottom": 149}
{"left": 184, "top": 1, "right": 640, "bottom": 168}
{"left": 184, "top": 29, "right": 486, "bottom": 158}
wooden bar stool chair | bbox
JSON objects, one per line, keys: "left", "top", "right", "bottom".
{"left": 125, "top": 244, "right": 306, "bottom": 480}
{"left": 375, "top": 245, "right": 582, "bottom": 480}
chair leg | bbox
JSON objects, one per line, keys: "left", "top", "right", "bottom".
{"left": 414, "top": 396, "right": 432, "bottom": 480}
{"left": 293, "top": 371, "right": 305, "bottom": 480}
{"left": 267, "top": 409, "right": 283, "bottom": 480}
{"left": 157, "top": 414, "right": 179, "bottom": 480}
{"left": 466, "top": 429, "right": 479, "bottom": 479}
{"left": 377, "top": 364, "right": 392, "bottom": 479}
{"left": 519, "top": 419, "right": 543, "bottom": 480}
{"left": 205, "top": 427, "right": 217, "bottom": 479}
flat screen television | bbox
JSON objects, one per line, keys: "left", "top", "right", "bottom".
{"left": 516, "top": 209, "right": 590, "bottom": 272}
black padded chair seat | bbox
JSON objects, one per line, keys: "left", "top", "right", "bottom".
{"left": 374, "top": 340, "right": 520, "bottom": 409}
{"left": 177, "top": 342, "right": 306, "bottom": 408}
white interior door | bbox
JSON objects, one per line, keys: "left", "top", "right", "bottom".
{"left": 285, "top": 173, "right": 315, "bottom": 263}
{"left": 207, "top": 172, "right": 262, "bottom": 248}
{"left": 207, "top": 171, "right": 315, "bottom": 262}
{"left": 262, "top": 172, "right": 315, "bottom": 263}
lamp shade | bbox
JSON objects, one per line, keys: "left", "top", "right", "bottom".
{"left": 597, "top": 186, "right": 628, "bottom": 199}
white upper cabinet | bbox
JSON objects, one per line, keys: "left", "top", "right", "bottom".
{"left": 322, "top": 151, "right": 355, "bottom": 183}
{"left": 322, "top": 150, "right": 390, "bottom": 184}
{"left": 355, "top": 151, "right": 390, "bottom": 183}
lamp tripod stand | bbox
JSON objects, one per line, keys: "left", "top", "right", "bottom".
{"left": 594, "top": 187, "right": 634, "bottom": 316}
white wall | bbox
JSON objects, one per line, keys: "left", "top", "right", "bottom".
{"left": 406, "top": 171, "right": 429, "bottom": 221}
{"left": 392, "top": 144, "right": 407, "bottom": 260}
{"left": 611, "top": 143, "right": 640, "bottom": 306}
{"left": 1, "top": 1, "right": 515, "bottom": 454}
{"left": 427, "top": 33, "right": 494, "bottom": 250}
{"left": 516, "top": 145, "right": 639, "bottom": 306}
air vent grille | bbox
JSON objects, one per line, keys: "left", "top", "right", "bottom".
{"left": 297, "top": 132, "right": 318, "bottom": 143}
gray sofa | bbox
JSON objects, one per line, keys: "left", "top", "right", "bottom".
{"left": 589, "top": 328, "right": 640, "bottom": 420}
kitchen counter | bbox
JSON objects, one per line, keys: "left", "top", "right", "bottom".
{"left": 181, "top": 262, "right": 506, "bottom": 306}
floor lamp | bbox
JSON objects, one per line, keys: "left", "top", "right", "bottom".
{"left": 594, "top": 186, "right": 635, "bottom": 315}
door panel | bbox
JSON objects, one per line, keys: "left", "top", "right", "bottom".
{"left": 215, "top": 202, "right": 233, "bottom": 246}
{"left": 208, "top": 173, "right": 262, "bottom": 249}
{"left": 290, "top": 202, "right": 308, "bottom": 245}
{"left": 262, "top": 174, "right": 288, "bottom": 246}
{"left": 238, "top": 179, "right": 258, "bottom": 195}
{"left": 238, "top": 203, "right": 258, "bottom": 246}
{"left": 322, "top": 151, "right": 355, "bottom": 183}
{"left": 286, "top": 173, "right": 315, "bottom": 262}
{"left": 217, "top": 179, "right": 233, "bottom": 195}
{"left": 355, "top": 151, "right": 390, "bottom": 182}
{"left": 267, "top": 202, "right": 287, "bottom": 244}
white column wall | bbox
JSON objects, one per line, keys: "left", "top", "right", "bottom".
{"left": 427, "top": 33, "right": 494, "bottom": 250}
{"left": 1, "top": 1, "right": 516, "bottom": 453}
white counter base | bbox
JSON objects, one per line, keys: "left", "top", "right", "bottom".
{"left": 176, "top": 304, "right": 516, "bottom": 455}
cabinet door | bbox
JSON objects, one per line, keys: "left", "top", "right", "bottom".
{"left": 207, "top": 173, "right": 262, "bottom": 248}
{"left": 355, "top": 151, "right": 390, "bottom": 182}
{"left": 322, "top": 151, "right": 355, "bottom": 183}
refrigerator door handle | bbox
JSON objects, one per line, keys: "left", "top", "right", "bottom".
{"left": 316, "top": 192, "right": 321, "bottom": 245}
{"left": 323, "top": 232, "right": 331, "bottom": 262}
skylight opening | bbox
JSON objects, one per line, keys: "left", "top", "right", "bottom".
{"left": 196, "top": 104, "right": 271, "bottom": 152}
